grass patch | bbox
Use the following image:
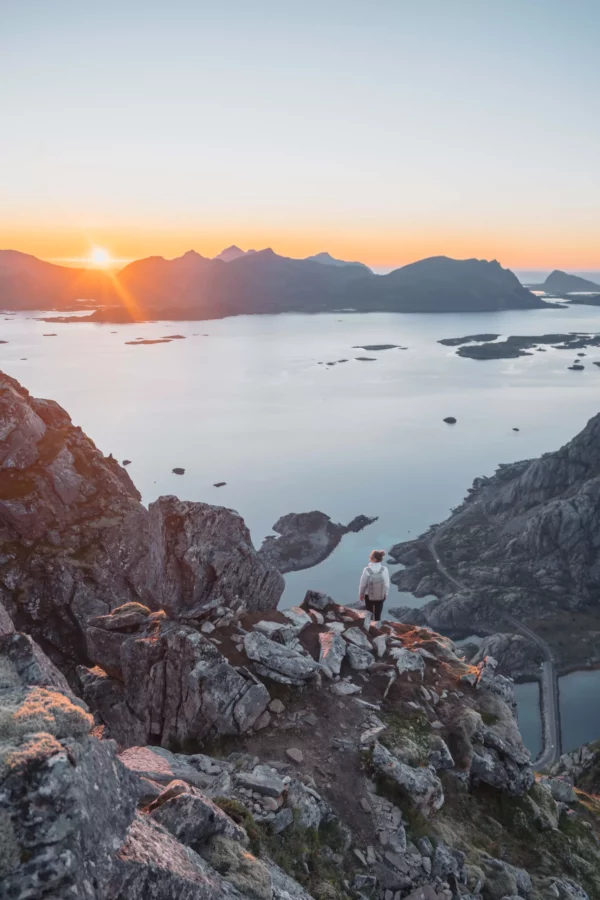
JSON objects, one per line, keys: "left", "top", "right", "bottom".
{"left": 214, "top": 799, "right": 351, "bottom": 897}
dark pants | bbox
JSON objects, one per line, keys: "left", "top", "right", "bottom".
{"left": 364, "top": 594, "right": 385, "bottom": 621}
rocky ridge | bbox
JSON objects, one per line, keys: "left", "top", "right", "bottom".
{"left": 388, "top": 411, "right": 600, "bottom": 670}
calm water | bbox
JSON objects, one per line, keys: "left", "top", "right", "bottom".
{"left": 559, "top": 670, "right": 600, "bottom": 752}
{"left": 2, "top": 305, "right": 600, "bottom": 620}
{"left": 3, "top": 306, "right": 600, "bottom": 751}
{"left": 514, "top": 670, "right": 600, "bottom": 758}
{"left": 514, "top": 682, "right": 542, "bottom": 759}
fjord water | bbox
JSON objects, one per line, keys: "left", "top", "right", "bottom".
{"left": 3, "top": 305, "right": 600, "bottom": 612}
{"left": 3, "top": 306, "right": 600, "bottom": 756}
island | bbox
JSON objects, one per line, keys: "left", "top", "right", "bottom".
{"left": 257, "top": 510, "right": 377, "bottom": 573}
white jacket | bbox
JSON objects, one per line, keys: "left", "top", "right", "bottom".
{"left": 359, "top": 562, "right": 390, "bottom": 601}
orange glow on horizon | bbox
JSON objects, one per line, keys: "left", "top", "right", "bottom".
{"left": 1, "top": 224, "right": 599, "bottom": 273}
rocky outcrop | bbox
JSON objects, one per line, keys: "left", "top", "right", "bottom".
{"left": 389, "top": 412, "right": 600, "bottom": 667}
{"left": 78, "top": 605, "right": 270, "bottom": 748}
{"left": 0, "top": 372, "right": 283, "bottom": 667}
{"left": 258, "top": 510, "right": 377, "bottom": 573}
{"left": 469, "top": 633, "right": 543, "bottom": 679}
{"left": 549, "top": 739, "right": 600, "bottom": 796}
{"left": 0, "top": 630, "right": 322, "bottom": 900}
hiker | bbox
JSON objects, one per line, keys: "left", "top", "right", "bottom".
{"left": 358, "top": 549, "right": 390, "bottom": 621}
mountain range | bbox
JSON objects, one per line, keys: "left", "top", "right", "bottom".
{"left": 0, "top": 247, "right": 547, "bottom": 321}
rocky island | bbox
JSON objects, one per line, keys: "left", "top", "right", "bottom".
{"left": 1, "top": 371, "right": 600, "bottom": 900}
{"left": 258, "top": 511, "right": 378, "bottom": 573}
{"left": 440, "top": 332, "right": 600, "bottom": 360}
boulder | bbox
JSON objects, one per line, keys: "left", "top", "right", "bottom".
{"left": 148, "top": 780, "right": 248, "bottom": 845}
{"left": 390, "top": 647, "right": 426, "bottom": 680}
{"left": 235, "top": 765, "right": 286, "bottom": 798}
{"left": 343, "top": 627, "right": 373, "bottom": 650}
{"left": 80, "top": 613, "right": 270, "bottom": 748}
{"left": 243, "top": 631, "right": 320, "bottom": 685}
{"left": 107, "top": 813, "right": 244, "bottom": 899}
{"left": 303, "top": 590, "right": 335, "bottom": 612}
{"left": 346, "top": 644, "right": 375, "bottom": 670}
{"left": 371, "top": 742, "right": 444, "bottom": 815}
{"left": 318, "top": 631, "right": 347, "bottom": 677}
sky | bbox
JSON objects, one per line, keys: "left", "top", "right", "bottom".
{"left": 1, "top": 0, "right": 599, "bottom": 272}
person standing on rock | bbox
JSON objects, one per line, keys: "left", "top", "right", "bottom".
{"left": 358, "top": 550, "right": 390, "bottom": 621}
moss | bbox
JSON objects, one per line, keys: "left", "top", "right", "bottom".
{"left": 379, "top": 710, "right": 431, "bottom": 764}
{"left": 214, "top": 798, "right": 264, "bottom": 857}
{"left": 480, "top": 712, "right": 500, "bottom": 726}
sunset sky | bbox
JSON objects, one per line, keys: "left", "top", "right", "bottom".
{"left": 1, "top": 1, "right": 599, "bottom": 272}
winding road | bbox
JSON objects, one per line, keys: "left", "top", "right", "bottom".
{"left": 427, "top": 518, "right": 561, "bottom": 769}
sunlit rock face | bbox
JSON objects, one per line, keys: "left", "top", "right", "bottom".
{"left": 0, "top": 371, "right": 283, "bottom": 667}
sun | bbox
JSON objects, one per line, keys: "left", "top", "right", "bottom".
{"left": 89, "top": 247, "right": 111, "bottom": 267}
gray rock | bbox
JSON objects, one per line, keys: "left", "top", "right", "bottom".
{"left": 480, "top": 855, "right": 532, "bottom": 900}
{"left": 0, "top": 633, "right": 139, "bottom": 900}
{"left": 319, "top": 631, "right": 347, "bottom": 676}
{"left": 373, "top": 634, "right": 388, "bottom": 657}
{"left": 371, "top": 742, "right": 444, "bottom": 815}
{"left": 107, "top": 813, "right": 245, "bottom": 899}
{"left": 390, "top": 647, "right": 425, "bottom": 680}
{"left": 330, "top": 681, "right": 362, "bottom": 696}
{"left": 303, "top": 590, "right": 334, "bottom": 611}
{"left": 281, "top": 606, "right": 312, "bottom": 633}
{"left": 544, "top": 776, "right": 577, "bottom": 803}
{"left": 235, "top": 766, "right": 285, "bottom": 798}
{"left": 347, "top": 644, "right": 375, "bottom": 670}
{"left": 148, "top": 780, "right": 248, "bottom": 845}
{"left": 0, "top": 631, "right": 73, "bottom": 695}
{"left": 286, "top": 780, "right": 323, "bottom": 828}
{"left": 286, "top": 747, "right": 304, "bottom": 764}
{"left": 271, "top": 807, "right": 294, "bottom": 834}
{"left": 428, "top": 735, "right": 454, "bottom": 771}
{"left": 267, "top": 858, "right": 317, "bottom": 899}
{"left": 81, "top": 615, "right": 270, "bottom": 748}
{"left": 552, "top": 879, "right": 591, "bottom": 900}
{"left": 244, "top": 631, "right": 320, "bottom": 684}
{"left": 0, "top": 599, "right": 14, "bottom": 635}
{"left": 343, "top": 627, "right": 373, "bottom": 650}
{"left": 118, "top": 746, "right": 218, "bottom": 789}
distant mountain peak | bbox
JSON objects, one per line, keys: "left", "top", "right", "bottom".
{"left": 214, "top": 245, "right": 247, "bottom": 262}
{"left": 307, "top": 251, "right": 370, "bottom": 272}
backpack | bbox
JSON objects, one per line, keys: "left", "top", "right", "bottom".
{"left": 366, "top": 565, "right": 387, "bottom": 602}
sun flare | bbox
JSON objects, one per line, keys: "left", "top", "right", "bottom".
{"left": 90, "top": 247, "right": 111, "bottom": 266}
